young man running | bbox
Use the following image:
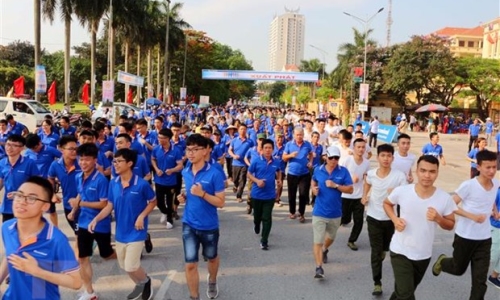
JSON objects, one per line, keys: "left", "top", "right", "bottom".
{"left": 362, "top": 144, "right": 407, "bottom": 296}
{"left": 384, "top": 155, "right": 456, "bottom": 299}
{"left": 432, "top": 150, "right": 499, "bottom": 300}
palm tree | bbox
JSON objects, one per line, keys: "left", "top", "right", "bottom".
{"left": 74, "top": 0, "right": 109, "bottom": 104}
{"left": 42, "top": 0, "right": 74, "bottom": 105}
{"left": 34, "top": 0, "right": 42, "bottom": 101}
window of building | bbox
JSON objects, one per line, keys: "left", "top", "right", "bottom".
{"left": 468, "top": 41, "right": 474, "bottom": 48}
{"left": 458, "top": 40, "right": 465, "bottom": 47}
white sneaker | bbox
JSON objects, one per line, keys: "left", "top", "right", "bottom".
{"left": 77, "top": 290, "right": 98, "bottom": 300}
{"left": 166, "top": 222, "right": 174, "bottom": 229}
{"left": 160, "top": 214, "right": 167, "bottom": 224}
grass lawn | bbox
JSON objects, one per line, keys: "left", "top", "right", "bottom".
{"left": 44, "top": 102, "right": 91, "bottom": 114}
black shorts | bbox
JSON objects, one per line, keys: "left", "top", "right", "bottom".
{"left": 77, "top": 228, "right": 114, "bottom": 259}
{"left": 64, "top": 209, "right": 79, "bottom": 234}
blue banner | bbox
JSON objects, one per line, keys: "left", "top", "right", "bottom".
{"left": 117, "top": 71, "right": 144, "bottom": 87}
{"left": 202, "top": 70, "right": 319, "bottom": 82}
{"left": 359, "top": 121, "right": 398, "bottom": 144}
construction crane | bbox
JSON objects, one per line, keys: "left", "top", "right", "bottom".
{"left": 386, "top": 0, "right": 393, "bottom": 47}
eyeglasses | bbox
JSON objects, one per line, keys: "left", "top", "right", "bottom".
{"left": 112, "top": 159, "right": 127, "bottom": 164}
{"left": 63, "top": 147, "right": 78, "bottom": 151}
{"left": 185, "top": 147, "right": 205, "bottom": 154}
{"left": 327, "top": 156, "right": 340, "bottom": 160}
{"left": 5, "top": 143, "right": 23, "bottom": 148}
{"left": 12, "top": 191, "right": 50, "bottom": 204}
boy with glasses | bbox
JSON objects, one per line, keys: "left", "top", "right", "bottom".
{"left": 89, "top": 149, "right": 156, "bottom": 300}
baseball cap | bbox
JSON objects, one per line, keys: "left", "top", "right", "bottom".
{"left": 325, "top": 146, "right": 341, "bottom": 159}
{"left": 201, "top": 124, "right": 212, "bottom": 132}
{"left": 257, "top": 133, "right": 267, "bottom": 139}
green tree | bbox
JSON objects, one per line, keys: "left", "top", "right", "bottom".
{"left": 269, "top": 82, "right": 286, "bottom": 103}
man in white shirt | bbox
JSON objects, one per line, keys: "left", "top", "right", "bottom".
{"left": 369, "top": 116, "right": 380, "bottom": 148}
{"left": 315, "top": 118, "right": 329, "bottom": 147}
{"left": 362, "top": 144, "right": 407, "bottom": 296}
{"left": 352, "top": 130, "right": 372, "bottom": 160}
{"left": 432, "top": 150, "right": 500, "bottom": 299}
{"left": 341, "top": 138, "right": 370, "bottom": 251}
{"left": 383, "top": 155, "right": 456, "bottom": 300}
{"left": 326, "top": 116, "right": 343, "bottom": 146}
{"left": 332, "top": 130, "right": 353, "bottom": 166}
{"left": 392, "top": 133, "right": 416, "bottom": 184}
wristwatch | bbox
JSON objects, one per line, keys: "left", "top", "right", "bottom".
{"left": 333, "top": 182, "right": 338, "bottom": 189}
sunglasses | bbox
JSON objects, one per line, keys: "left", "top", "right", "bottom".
{"left": 327, "top": 156, "right": 340, "bottom": 160}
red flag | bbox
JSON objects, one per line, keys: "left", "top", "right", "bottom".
{"left": 158, "top": 93, "right": 163, "bottom": 101}
{"left": 13, "top": 76, "right": 25, "bottom": 96}
{"left": 48, "top": 81, "right": 57, "bottom": 105}
{"left": 81, "top": 82, "right": 89, "bottom": 105}
{"left": 127, "top": 88, "right": 133, "bottom": 104}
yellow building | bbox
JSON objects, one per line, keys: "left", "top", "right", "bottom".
{"left": 481, "top": 18, "right": 500, "bottom": 58}
{"left": 431, "top": 26, "right": 483, "bottom": 58}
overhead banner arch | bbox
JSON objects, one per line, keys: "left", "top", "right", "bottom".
{"left": 202, "top": 70, "right": 319, "bottom": 82}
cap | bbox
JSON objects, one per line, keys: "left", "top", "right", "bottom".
{"left": 257, "top": 133, "right": 267, "bottom": 139}
{"left": 201, "top": 124, "right": 212, "bottom": 132}
{"left": 275, "top": 132, "right": 284, "bottom": 137}
{"left": 325, "top": 146, "right": 341, "bottom": 158}
{"left": 213, "top": 130, "right": 222, "bottom": 136}
{"left": 225, "top": 125, "right": 237, "bottom": 132}
{"left": 487, "top": 117, "right": 492, "bottom": 120}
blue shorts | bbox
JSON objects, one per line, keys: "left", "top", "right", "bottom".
{"left": 182, "top": 223, "right": 219, "bottom": 263}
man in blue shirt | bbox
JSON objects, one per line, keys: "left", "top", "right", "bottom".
{"left": 177, "top": 134, "right": 225, "bottom": 300}
{"left": 273, "top": 132, "right": 286, "bottom": 206}
{"left": 24, "top": 133, "right": 62, "bottom": 226}
{"left": 311, "top": 146, "right": 353, "bottom": 279}
{"left": 247, "top": 139, "right": 282, "bottom": 250}
{"left": 113, "top": 134, "right": 151, "bottom": 181}
{"left": 58, "top": 116, "right": 77, "bottom": 137}
{"left": 468, "top": 118, "right": 481, "bottom": 153}
{"left": 152, "top": 128, "right": 183, "bottom": 230}
{"left": 422, "top": 132, "right": 446, "bottom": 166}
{"left": 67, "top": 143, "right": 114, "bottom": 300}
{"left": 171, "top": 122, "right": 186, "bottom": 220}
{"left": 89, "top": 149, "right": 156, "bottom": 300}
{"left": 283, "top": 126, "right": 314, "bottom": 223}
{"left": 485, "top": 117, "right": 494, "bottom": 147}
{"left": 6, "top": 114, "right": 28, "bottom": 137}
{"left": 0, "top": 134, "right": 40, "bottom": 222}
{"left": 48, "top": 135, "right": 81, "bottom": 233}
{"left": 228, "top": 124, "right": 254, "bottom": 202}
{"left": 0, "top": 176, "right": 82, "bottom": 299}
{"left": 79, "top": 130, "right": 112, "bottom": 177}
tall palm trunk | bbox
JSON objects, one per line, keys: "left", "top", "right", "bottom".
{"left": 64, "top": 17, "right": 71, "bottom": 105}
{"left": 136, "top": 45, "right": 141, "bottom": 105}
{"left": 147, "top": 49, "right": 152, "bottom": 98}
{"left": 34, "top": 0, "right": 41, "bottom": 101}
{"left": 124, "top": 41, "right": 129, "bottom": 102}
{"left": 90, "top": 21, "right": 98, "bottom": 105}
{"left": 156, "top": 46, "right": 161, "bottom": 98}
{"left": 109, "top": 27, "right": 115, "bottom": 81}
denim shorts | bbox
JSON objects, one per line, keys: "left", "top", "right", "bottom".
{"left": 182, "top": 223, "right": 220, "bottom": 263}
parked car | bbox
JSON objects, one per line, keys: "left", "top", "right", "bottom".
{"left": 0, "top": 97, "right": 52, "bottom": 131}
{"left": 91, "top": 102, "right": 141, "bottom": 125}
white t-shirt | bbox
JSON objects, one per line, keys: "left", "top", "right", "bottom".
{"left": 366, "top": 168, "right": 407, "bottom": 221}
{"left": 388, "top": 184, "right": 457, "bottom": 260}
{"left": 326, "top": 125, "right": 342, "bottom": 145}
{"left": 392, "top": 152, "right": 416, "bottom": 182}
{"left": 318, "top": 130, "right": 329, "bottom": 147}
{"left": 341, "top": 156, "right": 370, "bottom": 199}
{"left": 350, "top": 140, "right": 372, "bottom": 160}
{"left": 455, "top": 178, "right": 500, "bottom": 240}
{"left": 370, "top": 120, "right": 379, "bottom": 134}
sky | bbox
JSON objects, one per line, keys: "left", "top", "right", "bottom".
{"left": 1, "top": 0, "right": 499, "bottom": 72}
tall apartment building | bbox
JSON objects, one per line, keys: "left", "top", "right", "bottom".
{"left": 268, "top": 8, "right": 305, "bottom": 71}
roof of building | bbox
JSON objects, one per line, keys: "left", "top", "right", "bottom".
{"left": 282, "top": 64, "right": 300, "bottom": 72}
{"left": 432, "top": 26, "right": 483, "bottom": 37}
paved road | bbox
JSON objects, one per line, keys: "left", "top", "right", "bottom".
{"left": 3, "top": 131, "right": 500, "bottom": 299}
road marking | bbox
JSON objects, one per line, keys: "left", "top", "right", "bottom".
{"left": 154, "top": 270, "right": 177, "bottom": 300}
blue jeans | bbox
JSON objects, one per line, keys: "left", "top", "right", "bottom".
{"left": 182, "top": 223, "right": 219, "bottom": 263}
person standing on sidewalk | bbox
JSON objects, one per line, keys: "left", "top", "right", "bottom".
{"left": 283, "top": 126, "right": 314, "bottom": 223}
{"left": 341, "top": 138, "right": 370, "bottom": 250}
{"left": 432, "top": 150, "right": 499, "bottom": 300}
{"left": 311, "top": 146, "right": 353, "bottom": 279}
{"left": 89, "top": 149, "right": 156, "bottom": 300}
{"left": 362, "top": 144, "right": 407, "bottom": 296}
{"left": 228, "top": 124, "right": 254, "bottom": 203}
{"left": 247, "top": 139, "right": 282, "bottom": 250}
{"left": 368, "top": 116, "right": 379, "bottom": 148}
{"left": 468, "top": 118, "right": 481, "bottom": 153}
{"left": 177, "top": 134, "right": 225, "bottom": 300}
{"left": 383, "top": 155, "right": 456, "bottom": 300}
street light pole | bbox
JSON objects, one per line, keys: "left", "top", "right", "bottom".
{"left": 182, "top": 35, "right": 188, "bottom": 87}
{"left": 163, "top": 0, "right": 171, "bottom": 104}
{"left": 309, "top": 44, "right": 327, "bottom": 80}
{"left": 343, "top": 7, "right": 384, "bottom": 120}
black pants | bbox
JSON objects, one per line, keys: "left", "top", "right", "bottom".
{"left": 252, "top": 199, "right": 275, "bottom": 244}
{"left": 232, "top": 166, "right": 247, "bottom": 199}
{"left": 389, "top": 252, "right": 431, "bottom": 300}
{"left": 468, "top": 135, "right": 478, "bottom": 153}
{"left": 367, "top": 216, "right": 395, "bottom": 285}
{"left": 155, "top": 183, "right": 176, "bottom": 224}
{"left": 341, "top": 198, "right": 364, "bottom": 243}
{"left": 225, "top": 157, "right": 233, "bottom": 179}
{"left": 287, "top": 173, "right": 311, "bottom": 216}
{"left": 441, "top": 234, "right": 491, "bottom": 300}
{"left": 369, "top": 132, "right": 378, "bottom": 148}
{"left": 174, "top": 172, "right": 182, "bottom": 206}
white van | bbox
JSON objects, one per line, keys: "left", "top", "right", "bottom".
{"left": 0, "top": 97, "right": 52, "bottom": 132}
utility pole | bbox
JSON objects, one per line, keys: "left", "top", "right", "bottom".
{"left": 163, "top": 0, "right": 171, "bottom": 104}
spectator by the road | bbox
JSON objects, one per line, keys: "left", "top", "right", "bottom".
{"left": 468, "top": 118, "right": 481, "bottom": 153}
{"left": 311, "top": 145, "right": 353, "bottom": 279}
{"left": 383, "top": 155, "right": 456, "bottom": 300}
{"left": 422, "top": 132, "right": 446, "bottom": 166}
{"left": 485, "top": 117, "right": 494, "bottom": 147}
{"left": 368, "top": 116, "right": 379, "bottom": 148}
{"left": 466, "top": 137, "right": 487, "bottom": 178}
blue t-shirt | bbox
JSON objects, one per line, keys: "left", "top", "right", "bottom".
{"left": 24, "top": 146, "right": 61, "bottom": 178}
{"left": 108, "top": 175, "right": 155, "bottom": 243}
{"left": 0, "top": 156, "right": 40, "bottom": 214}
{"left": 272, "top": 144, "right": 287, "bottom": 172}
{"left": 496, "top": 133, "right": 500, "bottom": 151}
{"left": 248, "top": 155, "right": 280, "bottom": 200}
{"left": 76, "top": 170, "right": 110, "bottom": 233}
{"left": 486, "top": 121, "right": 494, "bottom": 134}
{"left": 469, "top": 124, "right": 481, "bottom": 136}
{"left": 38, "top": 132, "right": 60, "bottom": 148}
{"left": 229, "top": 137, "right": 254, "bottom": 167}
{"left": 7, "top": 122, "right": 27, "bottom": 136}
{"left": 111, "top": 154, "right": 150, "bottom": 178}
{"left": 245, "top": 146, "right": 260, "bottom": 166}
{"left": 96, "top": 135, "right": 115, "bottom": 161}
{"left": 151, "top": 145, "right": 182, "bottom": 186}
{"left": 311, "top": 144, "right": 323, "bottom": 168}
{"left": 422, "top": 143, "right": 443, "bottom": 158}
{"left": 137, "top": 131, "right": 158, "bottom": 163}
{"left": 182, "top": 162, "right": 225, "bottom": 230}
{"left": 283, "top": 140, "right": 313, "bottom": 176}
{"left": 59, "top": 125, "right": 77, "bottom": 137}
{"left": 48, "top": 158, "right": 81, "bottom": 210}
{"left": 211, "top": 142, "right": 225, "bottom": 162}
{"left": 2, "top": 219, "right": 79, "bottom": 300}
{"left": 491, "top": 189, "right": 500, "bottom": 229}
{"left": 468, "top": 148, "right": 480, "bottom": 169}
{"left": 312, "top": 164, "right": 353, "bottom": 218}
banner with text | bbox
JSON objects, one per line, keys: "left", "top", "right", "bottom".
{"left": 35, "top": 65, "right": 47, "bottom": 94}
{"left": 117, "top": 71, "right": 144, "bottom": 87}
{"left": 102, "top": 80, "right": 114, "bottom": 104}
{"left": 200, "top": 95, "right": 210, "bottom": 104}
{"left": 202, "top": 70, "right": 319, "bottom": 82}
{"left": 359, "top": 83, "right": 369, "bottom": 112}
{"left": 180, "top": 87, "right": 187, "bottom": 106}
{"left": 359, "top": 121, "right": 398, "bottom": 143}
